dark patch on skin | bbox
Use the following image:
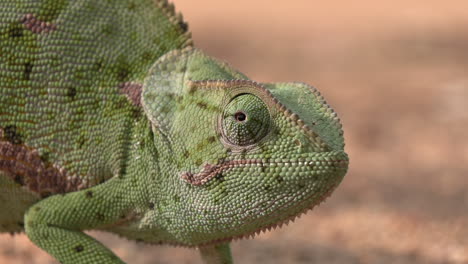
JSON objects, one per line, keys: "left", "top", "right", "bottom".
{"left": 272, "top": 129, "right": 281, "bottom": 137}
{"left": 127, "top": 2, "right": 137, "bottom": 10}
{"left": 148, "top": 202, "right": 154, "bottom": 210}
{"left": 187, "top": 97, "right": 222, "bottom": 112}
{"left": 188, "top": 85, "right": 197, "bottom": 95}
{"left": 174, "top": 95, "right": 183, "bottom": 104}
{"left": 8, "top": 23, "right": 24, "bottom": 38}
{"left": 263, "top": 185, "right": 271, "bottom": 192}
{"left": 275, "top": 175, "right": 284, "bottom": 184}
{"left": 101, "top": 24, "right": 115, "bottom": 37}
{"left": 116, "top": 66, "right": 129, "bottom": 82}
{"left": 77, "top": 136, "right": 86, "bottom": 149}
{"left": 196, "top": 102, "right": 208, "bottom": 109}
{"left": 240, "top": 149, "right": 248, "bottom": 158}
{"left": 0, "top": 140, "right": 82, "bottom": 196}
{"left": 40, "top": 191, "right": 52, "bottom": 198}
{"left": 22, "top": 14, "right": 57, "bottom": 34}
{"left": 195, "top": 159, "right": 203, "bottom": 166}
{"left": 93, "top": 61, "right": 103, "bottom": 71}
{"left": 259, "top": 162, "right": 266, "bottom": 173}
{"left": 4, "top": 125, "right": 23, "bottom": 144}
{"left": 214, "top": 173, "right": 224, "bottom": 182}
{"left": 23, "top": 62, "right": 33, "bottom": 81}
{"left": 213, "top": 196, "right": 221, "bottom": 204}
{"left": 131, "top": 107, "right": 141, "bottom": 119}
{"left": 178, "top": 21, "right": 189, "bottom": 32}
{"left": 173, "top": 195, "right": 180, "bottom": 203}
{"left": 46, "top": 223, "right": 55, "bottom": 228}
{"left": 183, "top": 150, "right": 190, "bottom": 158}
{"left": 96, "top": 212, "right": 105, "bottom": 221}
{"left": 13, "top": 174, "right": 24, "bottom": 185}
{"left": 39, "top": 151, "right": 50, "bottom": 163}
{"left": 141, "top": 51, "right": 153, "bottom": 62}
{"left": 294, "top": 139, "right": 301, "bottom": 146}
{"left": 67, "top": 87, "right": 77, "bottom": 99}
{"left": 195, "top": 136, "right": 218, "bottom": 152}
{"left": 74, "top": 245, "right": 84, "bottom": 253}
{"left": 85, "top": 190, "right": 93, "bottom": 198}
{"left": 297, "top": 183, "right": 306, "bottom": 189}
{"left": 118, "top": 82, "right": 142, "bottom": 107}
{"left": 139, "top": 138, "right": 145, "bottom": 149}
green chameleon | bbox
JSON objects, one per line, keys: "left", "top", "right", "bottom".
{"left": 0, "top": 0, "right": 348, "bottom": 263}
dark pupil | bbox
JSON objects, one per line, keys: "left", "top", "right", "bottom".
{"left": 234, "top": 111, "right": 247, "bottom": 122}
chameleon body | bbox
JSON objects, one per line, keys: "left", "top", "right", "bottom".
{"left": 0, "top": 1, "right": 348, "bottom": 263}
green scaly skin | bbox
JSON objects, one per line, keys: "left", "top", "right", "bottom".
{"left": 0, "top": 1, "right": 349, "bottom": 263}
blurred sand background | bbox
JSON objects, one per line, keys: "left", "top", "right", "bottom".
{"left": 1, "top": 0, "right": 468, "bottom": 263}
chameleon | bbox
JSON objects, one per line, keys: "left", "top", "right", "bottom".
{"left": 0, "top": 0, "right": 349, "bottom": 263}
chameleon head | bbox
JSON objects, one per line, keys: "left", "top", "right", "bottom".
{"left": 141, "top": 47, "right": 348, "bottom": 246}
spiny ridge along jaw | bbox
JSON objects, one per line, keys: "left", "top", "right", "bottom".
{"left": 196, "top": 182, "right": 339, "bottom": 247}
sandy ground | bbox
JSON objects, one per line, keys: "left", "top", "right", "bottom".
{"left": 1, "top": 0, "right": 468, "bottom": 263}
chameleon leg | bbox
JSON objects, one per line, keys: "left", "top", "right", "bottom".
{"left": 199, "top": 243, "right": 233, "bottom": 264}
{"left": 24, "top": 179, "right": 131, "bottom": 264}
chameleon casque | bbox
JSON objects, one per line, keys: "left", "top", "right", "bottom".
{"left": 0, "top": 0, "right": 349, "bottom": 263}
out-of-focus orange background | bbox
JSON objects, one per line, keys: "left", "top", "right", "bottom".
{"left": 2, "top": 0, "right": 468, "bottom": 263}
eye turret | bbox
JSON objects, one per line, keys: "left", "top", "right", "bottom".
{"left": 222, "top": 94, "right": 271, "bottom": 146}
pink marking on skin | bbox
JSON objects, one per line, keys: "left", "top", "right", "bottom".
{"left": 22, "top": 13, "right": 57, "bottom": 34}
{"left": 119, "top": 82, "right": 143, "bottom": 107}
{"left": 0, "top": 141, "right": 82, "bottom": 197}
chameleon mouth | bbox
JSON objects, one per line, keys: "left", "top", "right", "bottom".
{"left": 181, "top": 152, "right": 348, "bottom": 186}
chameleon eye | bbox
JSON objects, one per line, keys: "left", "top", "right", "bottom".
{"left": 222, "top": 93, "right": 271, "bottom": 146}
